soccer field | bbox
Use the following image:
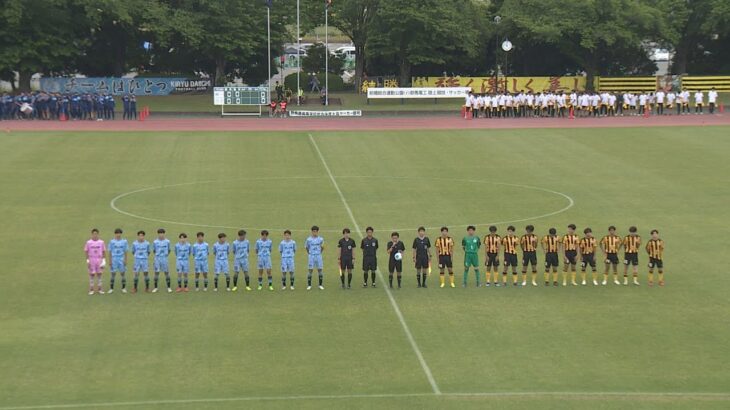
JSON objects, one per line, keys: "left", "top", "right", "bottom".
{"left": 1, "top": 126, "right": 729, "bottom": 410}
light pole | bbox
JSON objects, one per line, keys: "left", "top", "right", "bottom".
{"left": 493, "top": 15, "right": 501, "bottom": 92}
{"left": 297, "top": 0, "right": 300, "bottom": 105}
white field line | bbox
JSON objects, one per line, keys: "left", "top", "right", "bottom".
{"left": 2, "top": 391, "right": 729, "bottom": 409}
{"left": 308, "top": 133, "right": 441, "bottom": 395}
{"left": 109, "top": 176, "right": 574, "bottom": 233}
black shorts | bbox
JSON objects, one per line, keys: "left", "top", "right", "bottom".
{"left": 624, "top": 252, "right": 639, "bottom": 266}
{"left": 415, "top": 256, "right": 429, "bottom": 269}
{"left": 362, "top": 256, "right": 377, "bottom": 272}
{"left": 340, "top": 259, "right": 354, "bottom": 270}
{"left": 388, "top": 259, "right": 403, "bottom": 274}
{"left": 486, "top": 252, "right": 500, "bottom": 268}
{"left": 438, "top": 255, "right": 453, "bottom": 269}
{"left": 581, "top": 253, "right": 596, "bottom": 269}
{"left": 504, "top": 253, "right": 518, "bottom": 267}
{"left": 564, "top": 250, "right": 578, "bottom": 265}
{"left": 522, "top": 251, "right": 537, "bottom": 266}
{"left": 605, "top": 253, "right": 619, "bottom": 264}
{"left": 648, "top": 257, "right": 663, "bottom": 269}
{"left": 545, "top": 252, "right": 559, "bottom": 268}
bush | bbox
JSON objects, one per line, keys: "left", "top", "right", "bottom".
{"left": 284, "top": 72, "right": 345, "bottom": 92}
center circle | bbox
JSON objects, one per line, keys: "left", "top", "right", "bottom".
{"left": 110, "top": 176, "right": 573, "bottom": 233}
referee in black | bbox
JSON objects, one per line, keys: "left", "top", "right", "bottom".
{"left": 338, "top": 228, "right": 356, "bottom": 289}
{"left": 412, "top": 227, "right": 432, "bottom": 288}
{"left": 361, "top": 227, "right": 379, "bottom": 287}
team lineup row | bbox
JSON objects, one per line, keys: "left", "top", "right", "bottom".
{"left": 82, "top": 224, "right": 666, "bottom": 295}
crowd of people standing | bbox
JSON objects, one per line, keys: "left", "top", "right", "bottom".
{"left": 0, "top": 92, "right": 139, "bottom": 121}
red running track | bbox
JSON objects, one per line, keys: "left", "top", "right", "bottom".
{"left": 2, "top": 113, "right": 729, "bottom": 132}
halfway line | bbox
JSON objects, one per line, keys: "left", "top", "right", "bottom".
{"left": 307, "top": 133, "right": 441, "bottom": 395}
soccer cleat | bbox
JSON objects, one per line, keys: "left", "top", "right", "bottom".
{"left": 145, "top": 288, "right": 151, "bottom": 293}
{"left": 449, "top": 282, "right": 455, "bottom": 288}
{"left": 531, "top": 281, "right": 537, "bottom": 286}
{"left": 648, "top": 281, "right": 654, "bottom": 287}
{"left": 318, "top": 285, "right": 325, "bottom": 290}
{"left": 232, "top": 286, "right": 238, "bottom": 292}
{"left": 623, "top": 278, "right": 628, "bottom": 285}
{"left": 614, "top": 280, "right": 621, "bottom": 285}
{"left": 195, "top": 287, "right": 200, "bottom": 292}
{"left": 269, "top": 285, "right": 274, "bottom": 291}
{"left": 602, "top": 280, "right": 607, "bottom": 285}
{"left": 495, "top": 282, "right": 501, "bottom": 287}
{"left": 131, "top": 288, "right": 137, "bottom": 294}
{"left": 167, "top": 288, "right": 172, "bottom": 293}
{"left": 213, "top": 288, "right": 218, "bottom": 292}
{"left": 290, "top": 286, "right": 295, "bottom": 290}
{"left": 226, "top": 288, "right": 231, "bottom": 292}
{"left": 553, "top": 281, "right": 558, "bottom": 286}
{"left": 658, "top": 281, "right": 665, "bottom": 287}
{"left": 363, "top": 283, "right": 368, "bottom": 288}
{"left": 152, "top": 288, "right": 158, "bottom": 293}
{"left": 88, "top": 290, "right": 95, "bottom": 295}
{"left": 593, "top": 280, "right": 598, "bottom": 286}
{"left": 108, "top": 289, "right": 114, "bottom": 294}
{"left": 97, "top": 290, "right": 105, "bottom": 295}
{"left": 485, "top": 282, "right": 490, "bottom": 287}
{"left": 545, "top": 282, "right": 549, "bottom": 286}
{"left": 571, "top": 281, "right": 578, "bottom": 286}
{"left": 422, "top": 284, "right": 427, "bottom": 288}
{"left": 282, "top": 286, "right": 287, "bottom": 291}
{"left": 562, "top": 281, "right": 567, "bottom": 286}
{"left": 257, "top": 285, "right": 263, "bottom": 291}
{"left": 203, "top": 287, "right": 208, "bottom": 292}
{"left": 245, "top": 286, "right": 252, "bottom": 291}
{"left": 581, "top": 280, "right": 586, "bottom": 285}
{"left": 176, "top": 287, "right": 183, "bottom": 293}
{"left": 633, "top": 279, "right": 640, "bottom": 286}
{"left": 307, "top": 285, "right": 312, "bottom": 290}
{"left": 521, "top": 281, "right": 527, "bottom": 286}
{"left": 183, "top": 287, "right": 189, "bottom": 292}
{"left": 121, "top": 288, "right": 127, "bottom": 294}
{"left": 440, "top": 283, "right": 445, "bottom": 288}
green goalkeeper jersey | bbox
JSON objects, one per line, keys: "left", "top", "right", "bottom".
{"left": 462, "top": 236, "right": 481, "bottom": 254}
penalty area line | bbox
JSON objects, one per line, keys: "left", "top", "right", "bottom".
{"left": 3, "top": 391, "right": 729, "bottom": 409}
{"left": 307, "top": 133, "right": 442, "bottom": 395}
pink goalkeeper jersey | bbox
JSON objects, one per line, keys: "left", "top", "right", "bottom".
{"left": 85, "top": 239, "right": 106, "bottom": 260}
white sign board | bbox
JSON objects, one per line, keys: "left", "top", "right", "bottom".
{"left": 213, "top": 86, "right": 268, "bottom": 106}
{"left": 367, "top": 87, "right": 471, "bottom": 99}
{"left": 288, "top": 110, "right": 363, "bottom": 117}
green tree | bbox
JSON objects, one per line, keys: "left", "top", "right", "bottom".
{"left": 328, "top": 0, "right": 379, "bottom": 92}
{"left": 301, "top": 43, "right": 345, "bottom": 75}
{"left": 368, "top": 0, "right": 478, "bottom": 86}
{"left": 0, "top": 0, "right": 92, "bottom": 91}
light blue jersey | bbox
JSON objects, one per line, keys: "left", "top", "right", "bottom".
{"left": 153, "top": 238, "right": 171, "bottom": 273}
{"left": 279, "top": 239, "right": 297, "bottom": 272}
{"left": 232, "top": 239, "right": 250, "bottom": 273}
{"left": 131, "top": 240, "right": 151, "bottom": 273}
{"left": 305, "top": 236, "right": 325, "bottom": 269}
{"left": 256, "top": 238, "right": 273, "bottom": 270}
{"left": 192, "top": 242, "right": 209, "bottom": 273}
{"left": 108, "top": 238, "right": 128, "bottom": 273}
{"left": 175, "top": 242, "right": 192, "bottom": 273}
{"left": 213, "top": 242, "right": 230, "bottom": 275}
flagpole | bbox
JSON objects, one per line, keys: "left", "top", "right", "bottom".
{"left": 325, "top": 1, "right": 329, "bottom": 106}
{"left": 267, "top": 5, "right": 272, "bottom": 100}
{"left": 296, "top": 0, "right": 300, "bottom": 105}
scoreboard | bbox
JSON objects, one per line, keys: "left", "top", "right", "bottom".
{"left": 213, "top": 86, "right": 269, "bottom": 106}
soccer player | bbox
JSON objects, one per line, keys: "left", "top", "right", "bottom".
{"left": 131, "top": 230, "right": 151, "bottom": 293}
{"left": 561, "top": 224, "right": 580, "bottom": 286}
{"left": 600, "top": 226, "right": 622, "bottom": 285}
{"left": 412, "top": 227, "right": 432, "bottom": 288}
{"left": 338, "top": 228, "right": 356, "bottom": 289}
{"left": 501, "top": 226, "right": 520, "bottom": 286}
{"left": 152, "top": 228, "right": 172, "bottom": 293}
{"left": 256, "top": 230, "right": 274, "bottom": 291}
{"left": 520, "top": 225, "right": 538, "bottom": 286}
{"left": 646, "top": 229, "right": 665, "bottom": 287}
{"left": 541, "top": 228, "right": 560, "bottom": 286}
{"left": 192, "top": 232, "right": 210, "bottom": 291}
{"left": 279, "top": 230, "right": 297, "bottom": 290}
{"left": 694, "top": 90, "right": 704, "bottom": 114}
{"left": 361, "top": 227, "right": 378, "bottom": 288}
{"left": 174, "top": 233, "right": 191, "bottom": 292}
{"left": 232, "top": 230, "right": 250, "bottom": 291}
{"left": 579, "top": 228, "right": 598, "bottom": 285}
{"left": 708, "top": 87, "right": 719, "bottom": 114}
{"left": 483, "top": 226, "right": 501, "bottom": 286}
{"left": 305, "top": 226, "right": 325, "bottom": 290}
{"left": 622, "top": 226, "right": 642, "bottom": 285}
{"left": 386, "top": 232, "right": 405, "bottom": 288}
{"left": 461, "top": 226, "right": 481, "bottom": 287}
{"left": 84, "top": 228, "right": 106, "bottom": 295}
{"left": 435, "top": 227, "right": 455, "bottom": 288}
{"left": 213, "top": 233, "right": 231, "bottom": 291}
{"left": 108, "top": 228, "right": 128, "bottom": 294}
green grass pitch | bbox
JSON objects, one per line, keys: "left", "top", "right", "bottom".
{"left": 1, "top": 126, "right": 729, "bottom": 410}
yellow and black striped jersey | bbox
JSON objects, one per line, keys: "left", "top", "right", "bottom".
{"left": 435, "top": 237, "right": 454, "bottom": 256}
{"left": 646, "top": 239, "right": 664, "bottom": 260}
{"left": 483, "top": 234, "right": 501, "bottom": 253}
{"left": 520, "top": 234, "right": 538, "bottom": 252}
{"left": 623, "top": 235, "right": 641, "bottom": 253}
{"left": 562, "top": 234, "right": 579, "bottom": 251}
{"left": 579, "top": 237, "right": 597, "bottom": 254}
{"left": 600, "top": 235, "right": 621, "bottom": 253}
{"left": 541, "top": 235, "right": 560, "bottom": 253}
{"left": 502, "top": 235, "right": 519, "bottom": 254}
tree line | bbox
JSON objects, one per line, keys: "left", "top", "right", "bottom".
{"left": 1, "top": 0, "right": 728, "bottom": 92}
